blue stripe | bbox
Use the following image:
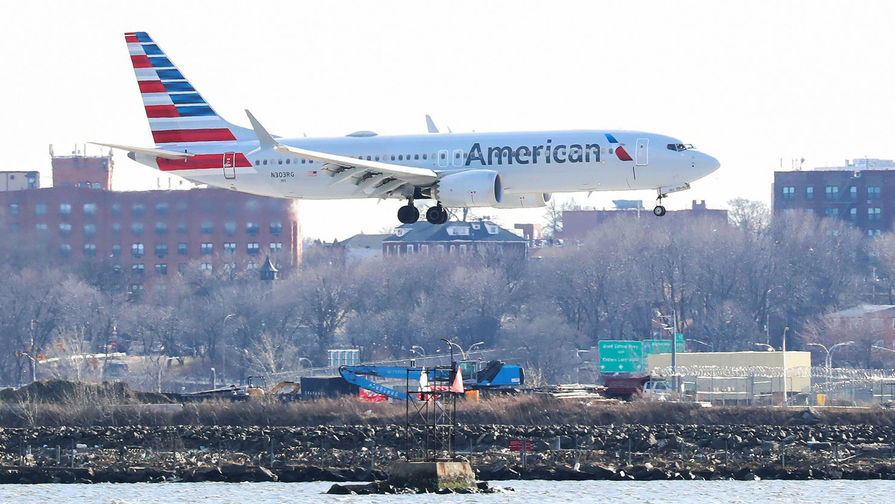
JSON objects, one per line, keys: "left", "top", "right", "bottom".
{"left": 176, "top": 106, "right": 215, "bottom": 117}
{"left": 142, "top": 44, "right": 163, "bottom": 55}
{"left": 156, "top": 69, "right": 184, "bottom": 80}
{"left": 163, "top": 81, "right": 195, "bottom": 92}
{"left": 605, "top": 133, "right": 618, "bottom": 144}
{"left": 149, "top": 57, "right": 173, "bottom": 68}
{"left": 170, "top": 93, "right": 204, "bottom": 105}
{"left": 135, "top": 32, "right": 152, "bottom": 43}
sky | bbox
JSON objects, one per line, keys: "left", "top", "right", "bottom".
{"left": 2, "top": 0, "right": 894, "bottom": 240}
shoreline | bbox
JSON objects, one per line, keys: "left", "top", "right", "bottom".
{"left": 3, "top": 422, "right": 895, "bottom": 483}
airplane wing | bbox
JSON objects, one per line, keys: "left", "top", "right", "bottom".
{"left": 90, "top": 142, "right": 194, "bottom": 160}
{"left": 273, "top": 144, "right": 439, "bottom": 196}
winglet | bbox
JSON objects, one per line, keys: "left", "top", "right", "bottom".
{"left": 245, "top": 109, "right": 278, "bottom": 149}
{"left": 425, "top": 114, "right": 439, "bottom": 134}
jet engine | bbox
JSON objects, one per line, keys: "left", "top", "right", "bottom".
{"left": 433, "top": 170, "right": 502, "bottom": 207}
{"left": 492, "top": 192, "right": 551, "bottom": 208}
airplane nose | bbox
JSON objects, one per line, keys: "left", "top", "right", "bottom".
{"left": 698, "top": 152, "right": 720, "bottom": 177}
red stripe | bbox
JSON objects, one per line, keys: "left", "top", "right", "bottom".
{"left": 152, "top": 128, "right": 236, "bottom": 143}
{"left": 138, "top": 80, "right": 166, "bottom": 93}
{"left": 125, "top": 35, "right": 138, "bottom": 43}
{"left": 157, "top": 153, "right": 251, "bottom": 171}
{"left": 131, "top": 55, "right": 151, "bottom": 68}
{"left": 145, "top": 105, "right": 179, "bottom": 118}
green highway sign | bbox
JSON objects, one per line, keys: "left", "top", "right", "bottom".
{"left": 598, "top": 340, "right": 644, "bottom": 373}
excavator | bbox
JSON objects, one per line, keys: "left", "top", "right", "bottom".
{"left": 243, "top": 376, "right": 302, "bottom": 401}
{"left": 339, "top": 360, "right": 523, "bottom": 401}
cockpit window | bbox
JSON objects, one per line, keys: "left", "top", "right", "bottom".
{"left": 667, "top": 143, "right": 694, "bottom": 152}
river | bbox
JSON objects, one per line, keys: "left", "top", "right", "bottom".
{"left": 1, "top": 480, "right": 892, "bottom": 504}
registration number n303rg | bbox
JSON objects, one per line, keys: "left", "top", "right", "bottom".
{"left": 270, "top": 171, "right": 295, "bottom": 178}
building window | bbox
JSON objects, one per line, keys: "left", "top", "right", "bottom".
{"left": 155, "top": 243, "right": 168, "bottom": 258}
{"left": 155, "top": 263, "right": 168, "bottom": 276}
{"left": 806, "top": 186, "right": 814, "bottom": 199}
{"left": 868, "top": 207, "right": 881, "bottom": 221}
{"left": 868, "top": 186, "right": 881, "bottom": 200}
{"left": 406, "top": 244, "right": 415, "bottom": 254}
{"left": 782, "top": 186, "right": 795, "bottom": 200}
{"left": 155, "top": 202, "right": 169, "bottom": 215}
{"left": 35, "top": 223, "right": 48, "bottom": 232}
{"left": 849, "top": 186, "right": 857, "bottom": 200}
{"left": 201, "top": 222, "right": 213, "bottom": 234}
{"left": 131, "top": 222, "right": 144, "bottom": 236}
{"left": 269, "top": 242, "right": 283, "bottom": 252}
{"left": 246, "top": 222, "right": 259, "bottom": 235}
{"left": 224, "top": 242, "right": 236, "bottom": 253}
{"left": 270, "top": 221, "right": 283, "bottom": 235}
{"left": 112, "top": 223, "right": 121, "bottom": 234}
{"left": 84, "top": 243, "right": 96, "bottom": 257}
{"left": 177, "top": 242, "right": 187, "bottom": 255}
{"left": 132, "top": 203, "right": 145, "bottom": 217}
{"left": 201, "top": 242, "right": 213, "bottom": 254}
{"left": 155, "top": 222, "right": 168, "bottom": 235}
{"left": 850, "top": 207, "right": 857, "bottom": 220}
{"left": 247, "top": 261, "right": 258, "bottom": 270}
{"left": 132, "top": 242, "right": 144, "bottom": 257}
{"left": 59, "top": 203, "right": 71, "bottom": 215}
{"left": 83, "top": 203, "right": 97, "bottom": 216}
{"left": 132, "top": 263, "right": 145, "bottom": 275}
{"left": 112, "top": 244, "right": 121, "bottom": 257}
{"left": 200, "top": 201, "right": 214, "bottom": 213}
{"left": 9, "top": 204, "right": 18, "bottom": 217}
{"left": 224, "top": 221, "right": 236, "bottom": 236}
{"left": 200, "top": 263, "right": 213, "bottom": 274}
{"left": 825, "top": 185, "right": 839, "bottom": 200}
{"left": 178, "top": 263, "right": 187, "bottom": 274}
{"left": 35, "top": 203, "right": 47, "bottom": 216}
{"left": 83, "top": 223, "right": 96, "bottom": 237}
{"left": 177, "top": 222, "right": 187, "bottom": 234}
{"left": 868, "top": 229, "right": 881, "bottom": 237}
{"left": 59, "top": 223, "right": 72, "bottom": 236}
{"left": 247, "top": 242, "right": 259, "bottom": 255}
{"left": 60, "top": 244, "right": 72, "bottom": 257}
{"left": 111, "top": 203, "right": 121, "bottom": 216}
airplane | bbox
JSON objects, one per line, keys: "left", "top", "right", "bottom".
{"left": 97, "top": 32, "right": 720, "bottom": 225}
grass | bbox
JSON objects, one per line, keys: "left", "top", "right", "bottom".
{"left": 3, "top": 381, "right": 895, "bottom": 427}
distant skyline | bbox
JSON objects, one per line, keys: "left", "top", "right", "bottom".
{"left": 3, "top": 0, "right": 894, "bottom": 240}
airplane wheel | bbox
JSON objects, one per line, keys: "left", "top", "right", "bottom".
{"left": 653, "top": 205, "right": 666, "bottom": 217}
{"left": 397, "top": 204, "right": 419, "bottom": 224}
{"left": 426, "top": 205, "right": 448, "bottom": 224}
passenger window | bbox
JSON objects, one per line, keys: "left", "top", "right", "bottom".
{"left": 286, "top": 159, "right": 290, "bottom": 165}
{"left": 366, "top": 156, "right": 371, "bottom": 160}
{"left": 414, "top": 154, "right": 419, "bottom": 160}
{"left": 423, "top": 154, "right": 427, "bottom": 160}
{"left": 398, "top": 155, "right": 403, "bottom": 160}
{"left": 391, "top": 155, "right": 395, "bottom": 161}
{"left": 375, "top": 156, "right": 380, "bottom": 161}
{"left": 278, "top": 159, "right": 283, "bottom": 165}
{"left": 263, "top": 160, "right": 268, "bottom": 165}
{"left": 255, "top": 160, "right": 260, "bottom": 166}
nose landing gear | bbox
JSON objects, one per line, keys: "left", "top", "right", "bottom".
{"left": 654, "top": 192, "right": 667, "bottom": 217}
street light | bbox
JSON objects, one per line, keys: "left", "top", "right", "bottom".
{"left": 807, "top": 341, "right": 855, "bottom": 382}
{"left": 410, "top": 345, "right": 426, "bottom": 357}
{"left": 466, "top": 341, "right": 485, "bottom": 358}
{"left": 210, "top": 367, "right": 216, "bottom": 389}
{"left": 441, "top": 338, "right": 465, "bottom": 361}
{"left": 298, "top": 357, "right": 313, "bottom": 368}
{"left": 753, "top": 343, "right": 775, "bottom": 351}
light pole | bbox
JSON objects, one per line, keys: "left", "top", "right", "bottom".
{"left": 782, "top": 327, "right": 789, "bottom": 407}
{"left": 466, "top": 341, "right": 485, "bottom": 359}
{"left": 29, "top": 319, "right": 37, "bottom": 383}
{"left": 807, "top": 341, "right": 855, "bottom": 385}
{"left": 411, "top": 345, "right": 426, "bottom": 357}
{"left": 441, "top": 338, "right": 465, "bottom": 361}
{"left": 210, "top": 367, "right": 216, "bottom": 389}
{"left": 298, "top": 357, "right": 313, "bottom": 368}
{"left": 754, "top": 343, "right": 775, "bottom": 351}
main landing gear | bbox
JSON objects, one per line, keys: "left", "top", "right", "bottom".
{"left": 396, "top": 201, "right": 449, "bottom": 225}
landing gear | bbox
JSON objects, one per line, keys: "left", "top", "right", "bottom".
{"left": 397, "top": 202, "right": 420, "bottom": 224}
{"left": 653, "top": 192, "right": 667, "bottom": 217}
{"left": 425, "top": 204, "right": 449, "bottom": 225}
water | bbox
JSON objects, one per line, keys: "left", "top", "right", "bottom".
{"left": 0, "top": 480, "right": 891, "bottom": 504}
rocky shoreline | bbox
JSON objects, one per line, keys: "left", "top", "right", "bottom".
{"left": 3, "top": 421, "right": 895, "bottom": 483}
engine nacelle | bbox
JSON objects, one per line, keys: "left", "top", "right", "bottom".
{"left": 492, "top": 192, "right": 551, "bottom": 209}
{"left": 433, "top": 170, "right": 502, "bottom": 207}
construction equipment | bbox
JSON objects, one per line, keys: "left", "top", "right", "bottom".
{"left": 339, "top": 360, "right": 523, "bottom": 401}
{"left": 242, "top": 376, "right": 303, "bottom": 401}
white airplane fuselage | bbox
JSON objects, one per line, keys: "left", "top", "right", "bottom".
{"left": 134, "top": 130, "right": 718, "bottom": 200}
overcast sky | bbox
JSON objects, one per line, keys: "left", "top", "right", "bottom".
{"left": 2, "top": 0, "right": 894, "bottom": 240}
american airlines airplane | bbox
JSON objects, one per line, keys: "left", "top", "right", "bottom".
{"left": 98, "top": 32, "right": 720, "bottom": 225}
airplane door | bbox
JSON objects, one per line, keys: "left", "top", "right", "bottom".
{"left": 635, "top": 138, "right": 649, "bottom": 166}
{"left": 223, "top": 152, "right": 236, "bottom": 179}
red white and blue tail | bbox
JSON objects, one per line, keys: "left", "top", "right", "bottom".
{"left": 125, "top": 31, "right": 253, "bottom": 146}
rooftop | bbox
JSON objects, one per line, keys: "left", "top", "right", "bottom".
{"left": 384, "top": 220, "right": 527, "bottom": 243}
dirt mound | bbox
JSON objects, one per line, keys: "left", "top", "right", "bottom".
{"left": 0, "top": 380, "right": 171, "bottom": 404}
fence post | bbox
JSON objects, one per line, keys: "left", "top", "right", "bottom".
{"left": 56, "top": 445, "right": 61, "bottom": 466}
{"left": 71, "top": 439, "right": 75, "bottom": 469}
{"left": 269, "top": 436, "right": 274, "bottom": 467}
{"left": 627, "top": 437, "right": 633, "bottom": 467}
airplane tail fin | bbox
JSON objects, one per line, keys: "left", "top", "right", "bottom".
{"left": 124, "top": 31, "right": 253, "bottom": 146}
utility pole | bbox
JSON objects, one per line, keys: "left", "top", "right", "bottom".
{"left": 782, "top": 327, "right": 789, "bottom": 407}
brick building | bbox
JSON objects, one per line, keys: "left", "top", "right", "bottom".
{"left": 0, "top": 152, "right": 301, "bottom": 289}
{"left": 773, "top": 159, "right": 895, "bottom": 236}
{"left": 1, "top": 171, "right": 39, "bottom": 191}
{"left": 560, "top": 200, "right": 728, "bottom": 241}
